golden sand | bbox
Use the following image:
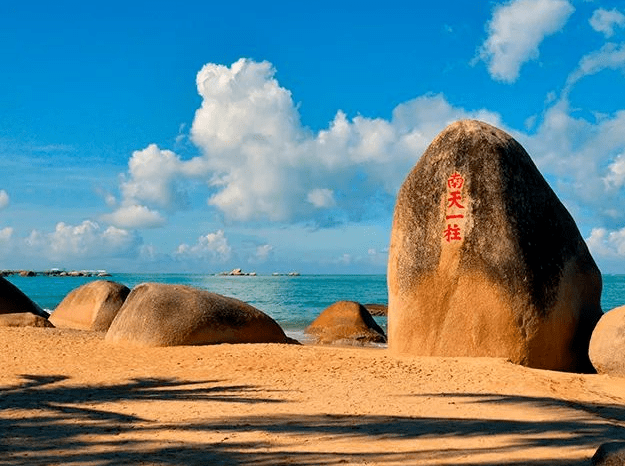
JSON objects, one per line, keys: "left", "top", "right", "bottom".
{"left": 1, "top": 326, "right": 625, "bottom": 465}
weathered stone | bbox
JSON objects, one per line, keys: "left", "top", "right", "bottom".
{"left": 364, "top": 303, "right": 388, "bottom": 316}
{"left": 105, "top": 282, "right": 296, "bottom": 346}
{"left": 49, "top": 280, "right": 130, "bottom": 331}
{"left": 589, "top": 306, "right": 625, "bottom": 376}
{"left": 0, "top": 277, "right": 48, "bottom": 318}
{"left": 387, "top": 120, "right": 602, "bottom": 372}
{"left": 592, "top": 441, "right": 625, "bottom": 465}
{"left": 0, "top": 313, "right": 54, "bottom": 328}
{"left": 305, "top": 301, "right": 386, "bottom": 345}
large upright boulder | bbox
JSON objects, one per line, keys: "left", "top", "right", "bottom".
{"left": 49, "top": 280, "right": 130, "bottom": 331}
{"left": 0, "top": 276, "right": 48, "bottom": 318}
{"left": 105, "top": 282, "right": 295, "bottom": 346}
{"left": 387, "top": 120, "right": 602, "bottom": 372}
{"left": 305, "top": 301, "right": 386, "bottom": 345}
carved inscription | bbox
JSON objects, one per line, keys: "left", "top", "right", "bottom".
{"left": 444, "top": 172, "right": 466, "bottom": 242}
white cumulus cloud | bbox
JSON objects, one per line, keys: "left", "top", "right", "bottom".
{"left": 520, "top": 100, "right": 625, "bottom": 229}
{"left": 106, "top": 144, "right": 209, "bottom": 229}
{"left": 0, "top": 227, "right": 13, "bottom": 243}
{"left": 113, "top": 59, "right": 501, "bottom": 228}
{"left": 175, "top": 230, "right": 232, "bottom": 262}
{"left": 0, "top": 220, "right": 142, "bottom": 269}
{"left": 587, "top": 227, "right": 625, "bottom": 257}
{"left": 590, "top": 8, "right": 625, "bottom": 38}
{"left": 603, "top": 152, "right": 625, "bottom": 191}
{"left": 186, "top": 59, "right": 501, "bottom": 225}
{"left": 0, "top": 190, "right": 9, "bottom": 210}
{"left": 101, "top": 204, "right": 166, "bottom": 229}
{"left": 477, "top": 0, "right": 574, "bottom": 83}
{"left": 48, "top": 221, "right": 141, "bottom": 260}
{"left": 253, "top": 244, "right": 273, "bottom": 262}
{"left": 307, "top": 189, "right": 336, "bottom": 208}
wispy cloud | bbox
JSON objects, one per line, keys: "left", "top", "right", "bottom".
{"left": 563, "top": 42, "right": 625, "bottom": 97}
{"left": 590, "top": 8, "right": 625, "bottom": 38}
{"left": 476, "top": 0, "right": 574, "bottom": 83}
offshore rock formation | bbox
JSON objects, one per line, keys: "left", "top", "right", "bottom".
{"left": 387, "top": 120, "right": 602, "bottom": 372}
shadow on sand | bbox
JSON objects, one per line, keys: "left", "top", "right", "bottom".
{"left": 1, "top": 375, "right": 625, "bottom": 465}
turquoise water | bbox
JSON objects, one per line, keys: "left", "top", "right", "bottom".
{"left": 5, "top": 274, "right": 389, "bottom": 337}
{"left": 6, "top": 273, "right": 625, "bottom": 338}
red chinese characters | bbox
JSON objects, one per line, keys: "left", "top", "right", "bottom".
{"left": 447, "top": 172, "right": 464, "bottom": 190}
{"left": 447, "top": 191, "right": 465, "bottom": 209}
{"left": 444, "top": 172, "right": 466, "bottom": 242}
{"left": 443, "top": 224, "right": 462, "bottom": 242}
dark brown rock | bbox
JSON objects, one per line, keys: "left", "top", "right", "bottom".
{"left": 589, "top": 306, "right": 625, "bottom": 377}
{"left": 305, "top": 300, "right": 386, "bottom": 345}
{"left": 0, "top": 313, "right": 54, "bottom": 328}
{"left": 0, "top": 276, "right": 48, "bottom": 318}
{"left": 105, "top": 282, "right": 295, "bottom": 346}
{"left": 49, "top": 280, "right": 130, "bottom": 331}
{"left": 364, "top": 303, "right": 388, "bottom": 316}
{"left": 592, "top": 442, "right": 625, "bottom": 465}
{"left": 387, "top": 119, "right": 602, "bottom": 372}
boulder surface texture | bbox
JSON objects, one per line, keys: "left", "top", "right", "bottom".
{"left": 50, "top": 280, "right": 130, "bottom": 331}
{"left": 105, "top": 282, "right": 294, "bottom": 346}
{"left": 591, "top": 441, "right": 625, "bottom": 466}
{"left": 305, "top": 300, "right": 386, "bottom": 345}
{"left": 0, "top": 276, "right": 48, "bottom": 318}
{"left": 387, "top": 120, "right": 602, "bottom": 372}
{"left": 0, "top": 313, "right": 54, "bottom": 328}
{"left": 589, "top": 306, "right": 625, "bottom": 377}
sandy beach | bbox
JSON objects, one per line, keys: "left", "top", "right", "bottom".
{"left": 1, "top": 326, "right": 625, "bottom": 465}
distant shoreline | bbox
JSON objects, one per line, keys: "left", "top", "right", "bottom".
{"left": 0, "top": 269, "right": 111, "bottom": 278}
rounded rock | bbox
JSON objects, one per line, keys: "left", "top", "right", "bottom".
{"left": 589, "top": 306, "right": 625, "bottom": 377}
{"left": 305, "top": 300, "right": 386, "bottom": 345}
{"left": 50, "top": 280, "right": 130, "bottom": 331}
{"left": 105, "top": 282, "right": 294, "bottom": 346}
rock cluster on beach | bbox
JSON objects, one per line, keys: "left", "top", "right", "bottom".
{"left": 388, "top": 120, "right": 603, "bottom": 372}
{"left": 5, "top": 119, "right": 625, "bottom": 376}
{"left": 0, "top": 276, "right": 384, "bottom": 348}
{"left": 4, "top": 118, "right": 625, "bottom": 464}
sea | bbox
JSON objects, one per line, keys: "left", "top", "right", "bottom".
{"left": 6, "top": 273, "right": 625, "bottom": 342}
{"left": 4, "top": 273, "right": 388, "bottom": 341}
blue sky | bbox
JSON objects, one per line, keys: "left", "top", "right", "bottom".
{"left": 2, "top": 0, "right": 625, "bottom": 274}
